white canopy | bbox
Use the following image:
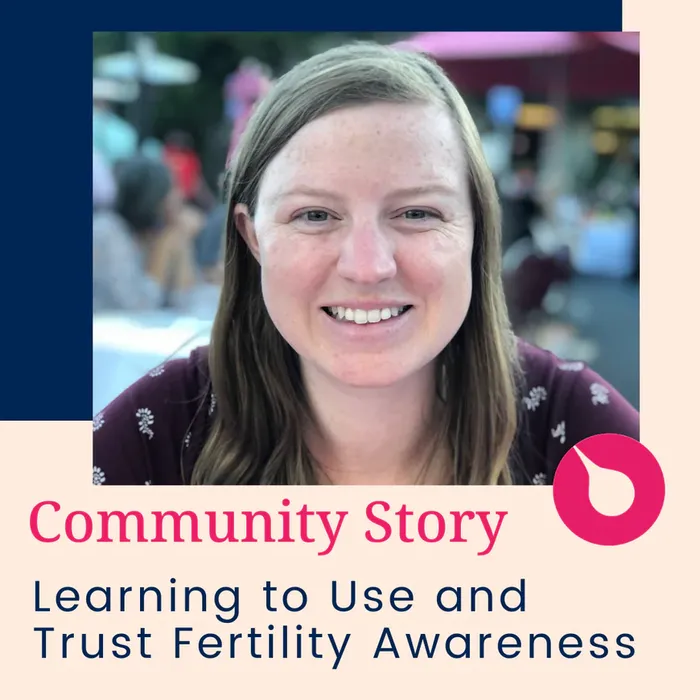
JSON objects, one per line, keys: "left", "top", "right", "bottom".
{"left": 94, "top": 35, "right": 200, "bottom": 86}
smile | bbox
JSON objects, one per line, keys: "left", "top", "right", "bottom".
{"left": 322, "top": 305, "right": 412, "bottom": 325}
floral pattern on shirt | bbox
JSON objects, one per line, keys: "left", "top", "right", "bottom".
{"left": 136, "top": 408, "right": 155, "bottom": 440}
{"left": 591, "top": 383, "right": 610, "bottom": 406}
{"left": 558, "top": 361, "right": 585, "bottom": 372}
{"left": 93, "top": 413, "right": 105, "bottom": 432}
{"left": 551, "top": 421, "right": 566, "bottom": 444}
{"left": 91, "top": 343, "right": 640, "bottom": 487}
{"left": 523, "top": 386, "right": 547, "bottom": 411}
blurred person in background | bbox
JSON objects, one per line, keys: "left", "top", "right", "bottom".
{"left": 192, "top": 61, "right": 274, "bottom": 286}
{"left": 224, "top": 59, "right": 273, "bottom": 166}
{"left": 93, "top": 156, "right": 203, "bottom": 312}
{"left": 93, "top": 42, "right": 637, "bottom": 488}
{"left": 501, "top": 159, "right": 575, "bottom": 332}
{"left": 163, "top": 130, "right": 216, "bottom": 212}
{"left": 93, "top": 148, "right": 116, "bottom": 211}
{"left": 500, "top": 161, "right": 542, "bottom": 250}
{"left": 196, "top": 191, "right": 227, "bottom": 285}
{"left": 163, "top": 129, "right": 223, "bottom": 283}
{"left": 92, "top": 79, "right": 139, "bottom": 168}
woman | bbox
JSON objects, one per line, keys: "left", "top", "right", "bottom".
{"left": 93, "top": 156, "right": 203, "bottom": 312}
{"left": 92, "top": 42, "right": 638, "bottom": 487}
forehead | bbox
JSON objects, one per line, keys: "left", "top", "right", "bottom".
{"left": 259, "top": 102, "right": 467, "bottom": 198}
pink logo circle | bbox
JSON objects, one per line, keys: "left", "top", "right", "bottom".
{"left": 552, "top": 434, "right": 665, "bottom": 546}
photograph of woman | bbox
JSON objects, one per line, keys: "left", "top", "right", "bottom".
{"left": 92, "top": 41, "right": 638, "bottom": 487}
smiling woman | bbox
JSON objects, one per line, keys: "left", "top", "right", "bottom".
{"left": 92, "top": 41, "right": 638, "bottom": 487}
{"left": 233, "top": 101, "right": 474, "bottom": 404}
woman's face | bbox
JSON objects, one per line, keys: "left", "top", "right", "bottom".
{"left": 237, "top": 102, "right": 474, "bottom": 388}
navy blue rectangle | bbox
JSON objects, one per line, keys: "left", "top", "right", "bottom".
{"left": 1, "top": 28, "right": 93, "bottom": 421}
{"left": 2, "top": 4, "right": 622, "bottom": 420}
{"left": 96, "top": 0, "right": 622, "bottom": 31}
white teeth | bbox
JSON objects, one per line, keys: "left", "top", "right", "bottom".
{"left": 327, "top": 305, "right": 409, "bottom": 325}
{"left": 354, "top": 309, "right": 368, "bottom": 324}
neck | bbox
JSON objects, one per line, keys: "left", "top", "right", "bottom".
{"left": 302, "top": 362, "right": 445, "bottom": 485}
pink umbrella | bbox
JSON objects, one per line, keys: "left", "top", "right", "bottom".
{"left": 594, "top": 32, "right": 640, "bottom": 54}
{"left": 395, "top": 32, "right": 639, "bottom": 99}
{"left": 395, "top": 31, "right": 584, "bottom": 59}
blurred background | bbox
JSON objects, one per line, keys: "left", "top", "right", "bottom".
{"left": 93, "top": 31, "right": 640, "bottom": 414}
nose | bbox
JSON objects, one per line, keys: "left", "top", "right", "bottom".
{"left": 336, "top": 222, "right": 397, "bottom": 284}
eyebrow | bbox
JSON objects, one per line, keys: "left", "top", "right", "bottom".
{"left": 273, "top": 183, "right": 460, "bottom": 203}
{"left": 387, "top": 184, "right": 461, "bottom": 199}
{"left": 273, "top": 186, "right": 342, "bottom": 203}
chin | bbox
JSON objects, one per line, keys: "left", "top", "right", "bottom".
{"left": 323, "top": 357, "right": 424, "bottom": 389}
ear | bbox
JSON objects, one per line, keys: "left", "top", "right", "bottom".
{"left": 233, "top": 203, "right": 261, "bottom": 262}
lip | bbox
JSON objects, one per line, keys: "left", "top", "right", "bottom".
{"left": 321, "top": 301, "right": 412, "bottom": 310}
{"left": 319, "top": 305, "right": 415, "bottom": 341}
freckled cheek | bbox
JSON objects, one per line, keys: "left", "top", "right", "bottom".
{"left": 258, "top": 238, "right": 332, "bottom": 311}
{"left": 397, "top": 239, "right": 473, "bottom": 300}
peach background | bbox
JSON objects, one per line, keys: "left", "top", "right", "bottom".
{"left": 2, "top": 5, "right": 699, "bottom": 697}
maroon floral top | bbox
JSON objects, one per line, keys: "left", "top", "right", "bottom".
{"left": 92, "top": 340, "right": 639, "bottom": 486}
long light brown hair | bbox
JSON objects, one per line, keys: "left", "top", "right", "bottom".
{"left": 191, "top": 42, "right": 522, "bottom": 486}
